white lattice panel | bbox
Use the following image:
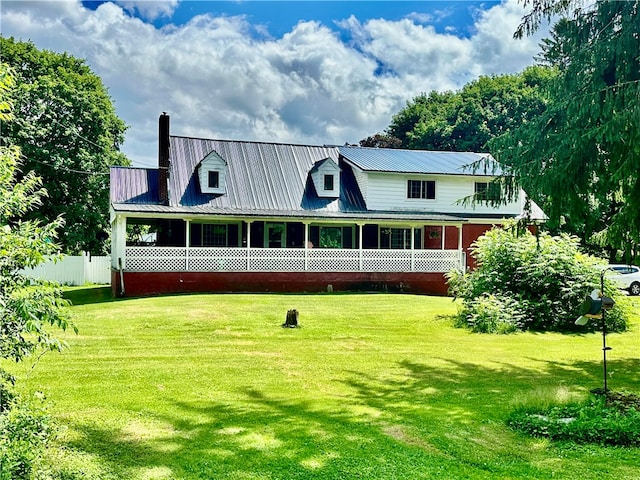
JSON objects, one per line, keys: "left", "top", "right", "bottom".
{"left": 188, "top": 247, "right": 247, "bottom": 271}
{"left": 414, "top": 250, "right": 461, "bottom": 272}
{"left": 362, "top": 249, "right": 412, "bottom": 272}
{"left": 125, "top": 247, "right": 187, "bottom": 271}
{"left": 123, "top": 247, "right": 462, "bottom": 273}
{"left": 308, "top": 249, "right": 360, "bottom": 271}
{"left": 249, "top": 248, "right": 305, "bottom": 271}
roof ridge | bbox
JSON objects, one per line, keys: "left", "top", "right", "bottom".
{"left": 170, "top": 134, "right": 338, "bottom": 150}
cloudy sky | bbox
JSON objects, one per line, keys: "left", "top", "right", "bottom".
{"left": 1, "top": 1, "right": 548, "bottom": 167}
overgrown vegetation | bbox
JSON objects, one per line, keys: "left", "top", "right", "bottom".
{"left": 508, "top": 392, "right": 640, "bottom": 447}
{"left": 0, "top": 63, "right": 75, "bottom": 480}
{"left": 447, "top": 222, "right": 629, "bottom": 333}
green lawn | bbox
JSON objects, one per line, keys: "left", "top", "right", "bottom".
{"left": 7, "top": 288, "right": 640, "bottom": 479}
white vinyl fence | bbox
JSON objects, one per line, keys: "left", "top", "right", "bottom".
{"left": 21, "top": 253, "right": 111, "bottom": 286}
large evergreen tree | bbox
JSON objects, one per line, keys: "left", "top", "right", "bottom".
{"left": 0, "top": 37, "right": 129, "bottom": 254}
{"left": 491, "top": 0, "right": 640, "bottom": 260}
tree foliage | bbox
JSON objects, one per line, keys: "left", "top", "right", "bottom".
{"left": 360, "top": 66, "right": 553, "bottom": 152}
{"left": 0, "top": 65, "right": 75, "bottom": 364}
{"left": 491, "top": 0, "right": 640, "bottom": 260}
{"left": 0, "top": 37, "right": 129, "bottom": 254}
{"left": 0, "top": 63, "right": 76, "bottom": 479}
{"left": 447, "top": 222, "right": 628, "bottom": 333}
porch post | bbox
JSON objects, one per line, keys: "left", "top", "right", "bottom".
{"left": 358, "top": 223, "right": 364, "bottom": 271}
{"left": 442, "top": 225, "right": 446, "bottom": 250}
{"left": 185, "top": 219, "right": 191, "bottom": 271}
{"left": 304, "top": 221, "right": 309, "bottom": 271}
{"left": 458, "top": 224, "right": 465, "bottom": 271}
{"left": 246, "top": 220, "right": 252, "bottom": 271}
{"left": 410, "top": 226, "right": 415, "bottom": 272}
{"left": 111, "top": 214, "right": 126, "bottom": 270}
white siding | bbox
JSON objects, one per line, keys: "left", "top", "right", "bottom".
{"left": 351, "top": 166, "right": 369, "bottom": 201}
{"left": 364, "top": 172, "right": 522, "bottom": 216}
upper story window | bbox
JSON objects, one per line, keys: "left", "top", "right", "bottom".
{"left": 324, "top": 174, "right": 334, "bottom": 191}
{"left": 407, "top": 180, "right": 435, "bottom": 200}
{"left": 474, "top": 181, "right": 501, "bottom": 202}
{"left": 208, "top": 171, "right": 220, "bottom": 189}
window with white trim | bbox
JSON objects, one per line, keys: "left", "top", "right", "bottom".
{"left": 474, "top": 181, "right": 501, "bottom": 202}
{"left": 407, "top": 180, "right": 435, "bottom": 199}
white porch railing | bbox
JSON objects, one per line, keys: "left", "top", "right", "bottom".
{"left": 123, "top": 247, "right": 463, "bottom": 273}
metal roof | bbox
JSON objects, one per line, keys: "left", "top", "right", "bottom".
{"left": 167, "top": 136, "right": 368, "bottom": 213}
{"left": 110, "top": 167, "right": 160, "bottom": 204}
{"left": 338, "top": 146, "right": 498, "bottom": 175}
{"left": 110, "top": 137, "right": 516, "bottom": 222}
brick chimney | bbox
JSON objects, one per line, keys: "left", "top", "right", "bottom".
{"left": 158, "top": 112, "right": 170, "bottom": 205}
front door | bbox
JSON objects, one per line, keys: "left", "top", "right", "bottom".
{"left": 265, "top": 223, "right": 286, "bottom": 248}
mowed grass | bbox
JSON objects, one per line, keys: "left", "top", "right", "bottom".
{"left": 6, "top": 288, "right": 640, "bottom": 480}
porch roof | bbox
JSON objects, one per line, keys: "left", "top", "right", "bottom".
{"left": 110, "top": 202, "right": 469, "bottom": 223}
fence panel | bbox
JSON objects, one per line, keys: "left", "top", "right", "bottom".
{"left": 21, "top": 253, "right": 111, "bottom": 285}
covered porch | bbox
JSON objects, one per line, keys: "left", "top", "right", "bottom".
{"left": 110, "top": 214, "right": 466, "bottom": 296}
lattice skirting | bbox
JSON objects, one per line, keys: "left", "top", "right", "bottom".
{"left": 123, "top": 247, "right": 462, "bottom": 273}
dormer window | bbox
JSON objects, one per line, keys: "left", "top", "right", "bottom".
{"left": 324, "top": 174, "right": 334, "bottom": 191}
{"left": 310, "top": 157, "right": 340, "bottom": 198}
{"left": 198, "top": 150, "right": 227, "bottom": 195}
{"left": 208, "top": 171, "right": 220, "bottom": 189}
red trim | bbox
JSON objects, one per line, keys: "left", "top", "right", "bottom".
{"left": 112, "top": 271, "right": 449, "bottom": 297}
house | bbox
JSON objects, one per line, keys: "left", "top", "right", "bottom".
{"left": 109, "top": 114, "right": 542, "bottom": 297}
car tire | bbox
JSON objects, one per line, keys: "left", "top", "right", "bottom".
{"left": 630, "top": 282, "right": 640, "bottom": 296}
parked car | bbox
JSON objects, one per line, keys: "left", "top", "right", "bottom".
{"left": 607, "top": 264, "right": 640, "bottom": 296}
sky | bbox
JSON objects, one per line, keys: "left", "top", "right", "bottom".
{"left": 1, "top": 1, "right": 549, "bottom": 168}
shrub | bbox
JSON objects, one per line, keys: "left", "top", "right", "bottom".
{"left": 507, "top": 392, "right": 640, "bottom": 446}
{"left": 447, "top": 222, "right": 629, "bottom": 333}
{"left": 0, "top": 379, "right": 52, "bottom": 480}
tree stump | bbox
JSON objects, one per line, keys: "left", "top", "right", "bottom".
{"left": 283, "top": 309, "right": 299, "bottom": 328}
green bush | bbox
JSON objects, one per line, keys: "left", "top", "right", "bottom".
{"left": 0, "top": 379, "right": 52, "bottom": 480}
{"left": 507, "top": 393, "right": 640, "bottom": 446}
{"left": 447, "top": 222, "right": 629, "bottom": 333}
{"left": 457, "top": 293, "right": 525, "bottom": 334}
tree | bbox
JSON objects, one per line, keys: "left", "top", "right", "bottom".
{"left": 361, "top": 66, "right": 553, "bottom": 152}
{"left": 0, "top": 37, "right": 129, "bottom": 254}
{"left": 0, "top": 63, "right": 76, "bottom": 480}
{"left": 490, "top": 1, "right": 640, "bottom": 261}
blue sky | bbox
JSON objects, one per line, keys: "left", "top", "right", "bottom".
{"left": 3, "top": 1, "right": 544, "bottom": 167}
{"left": 83, "top": 1, "right": 497, "bottom": 37}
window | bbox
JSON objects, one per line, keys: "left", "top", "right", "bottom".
{"left": 407, "top": 180, "right": 435, "bottom": 199}
{"left": 380, "top": 227, "right": 411, "bottom": 249}
{"left": 208, "top": 171, "right": 219, "bottom": 189}
{"left": 324, "top": 174, "right": 334, "bottom": 191}
{"left": 474, "top": 181, "right": 501, "bottom": 202}
{"left": 203, "top": 224, "right": 227, "bottom": 246}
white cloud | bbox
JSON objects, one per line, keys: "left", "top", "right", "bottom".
{"left": 116, "top": 0, "right": 179, "bottom": 21}
{"left": 0, "top": 0, "right": 547, "bottom": 167}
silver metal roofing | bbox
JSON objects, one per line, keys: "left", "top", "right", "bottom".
{"left": 338, "top": 146, "right": 498, "bottom": 175}
{"left": 110, "top": 136, "right": 506, "bottom": 223}
{"left": 110, "top": 167, "right": 159, "bottom": 204}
